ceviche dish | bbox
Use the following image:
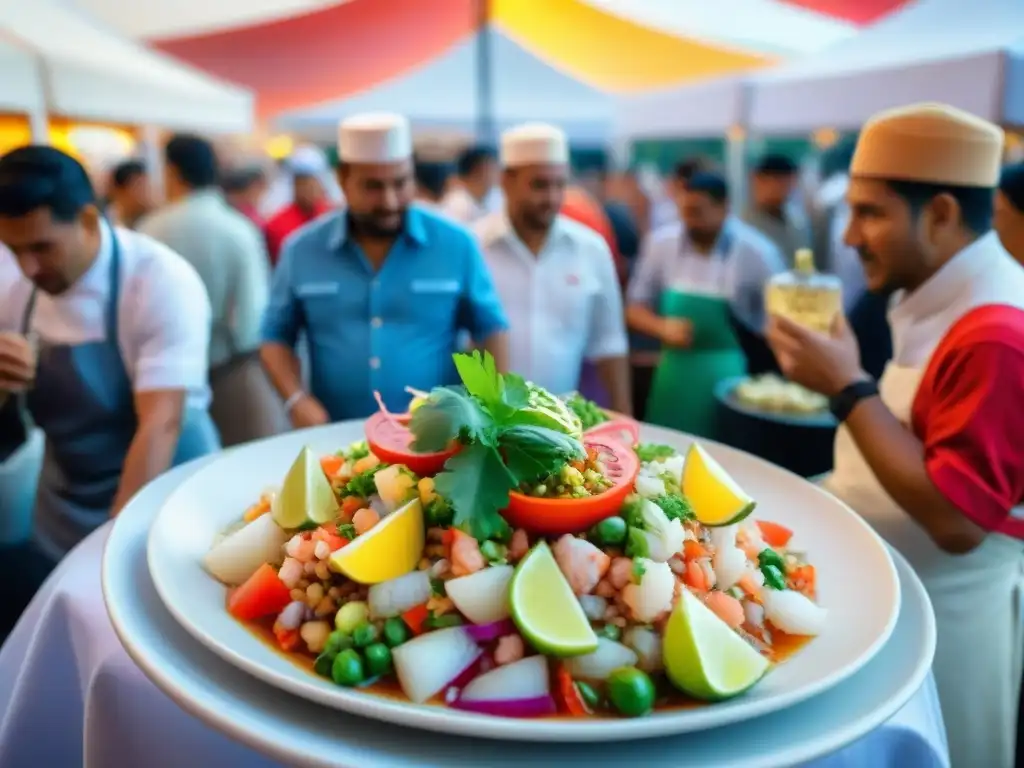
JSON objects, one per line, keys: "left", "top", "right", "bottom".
{"left": 203, "top": 352, "right": 827, "bottom": 720}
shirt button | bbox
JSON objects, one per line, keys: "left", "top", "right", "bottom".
{"left": 369, "top": 357, "right": 381, "bottom": 370}
{"left": 371, "top": 317, "right": 383, "bottom": 329}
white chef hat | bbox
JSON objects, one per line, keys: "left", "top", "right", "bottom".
{"left": 288, "top": 145, "right": 329, "bottom": 176}
{"left": 500, "top": 123, "right": 569, "bottom": 168}
{"left": 338, "top": 112, "right": 412, "bottom": 164}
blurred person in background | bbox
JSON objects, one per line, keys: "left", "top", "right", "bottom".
{"left": 222, "top": 164, "right": 268, "bottom": 230}
{"left": 599, "top": 170, "right": 641, "bottom": 269}
{"left": 995, "top": 162, "right": 1024, "bottom": 265}
{"left": 265, "top": 147, "right": 332, "bottom": 265}
{"left": 260, "top": 113, "right": 509, "bottom": 426}
{"left": 105, "top": 159, "right": 153, "bottom": 230}
{"left": 441, "top": 145, "right": 500, "bottom": 224}
{"left": 0, "top": 146, "right": 218, "bottom": 581}
{"left": 413, "top": 159, "right": 453, "bottom": 208}
{"left": 626, "top": 172, "right": 785, "bottom": 436}
{"left": 139, "top": 135, "right": 281, "bottom": 446}
{"left": 743, "top": 153, "right": 811, "bottom": 266}
{"left": 475, "top": 123, "right": 631, "bottom": 412}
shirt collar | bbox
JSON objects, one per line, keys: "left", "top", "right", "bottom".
{"left": 327, "top": 205, "right": 428, "bottom": 251}
{"left": 76, "top": 218, "right": 115, "bottom": 292}
{"left": 482, "top": 210, "right": 574, "bottom": 252}
{"left": 888, "top": 231, "right": 1002, "bottom": 326}
{"left": 681, "top": 216, "right": 737, "bottom": 256}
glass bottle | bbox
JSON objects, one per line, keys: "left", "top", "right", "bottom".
{"left": 765, "top": 248, "right": 843, "bottom": 333}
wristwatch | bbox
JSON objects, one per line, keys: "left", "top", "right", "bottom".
{"left": 828, "top": 379, "right": 879, "bottom": 423}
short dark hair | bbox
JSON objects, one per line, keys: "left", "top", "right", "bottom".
{"left": 111, "top": 159, "right": 146, "bottom": 189}
{"left": 0, "top": 145, "right": 96, "bottom": 222}
{"left": 884, "top": 179, "right": 993, "bottom": 235}
{"left": 220, "top": 166, "right": 265, "bottom": 194}
{"left": 165, "top": 134, "right": 218, "bottom": 189}
{"left": 414, "top": 160, "right": 452, "bottom": 199}
{"left": 755, "top": 153, "right": 797, "bottom": 176}
{"left": 998, "top": 162, "right": 1024, "bottom": 213}
{"left": 456, "top": 146, "right": 495, "bottom": 177}
{"left": 672, "top": 158, "right": 708, "bottom": 184}
{"left": 686, "top": 171, "right": 729, "bottom": 205}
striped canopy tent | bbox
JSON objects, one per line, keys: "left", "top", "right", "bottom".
{"left": 66, "top": 0, "right": 901, "bottom": 122}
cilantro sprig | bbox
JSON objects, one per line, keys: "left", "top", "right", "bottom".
{"left": 408, "top": 351, "right": 584, "bottom": 540}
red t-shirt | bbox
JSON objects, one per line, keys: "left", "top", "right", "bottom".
{"left": 912, "top": 304, "right": 1024, "bottom": 539}
{"left": 265, "top": 202, "right": 331, "bottom": 265}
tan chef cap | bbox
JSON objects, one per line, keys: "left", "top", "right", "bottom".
{"left": 851, "top": 102, "right": 1004, "bottom": 188}
{"left": 338, "top": 112, "right": 412, "bottom": 164}
{"left": 500, "top": 123, "right": 569, "bottom": 168}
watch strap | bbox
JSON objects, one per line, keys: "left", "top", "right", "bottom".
{"left": 828, "top": 379, "right": 879, "bottom": 422}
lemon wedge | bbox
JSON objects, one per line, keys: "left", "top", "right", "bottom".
{"left": 328, "top": 498, "right": 424, "bottom": 584}
{"left": 682, "top": 443, "right": 756, "bottom": 527}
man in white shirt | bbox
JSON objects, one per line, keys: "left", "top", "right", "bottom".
{"left": 441, "top": 146, "right": 501, "bottom": 225}
{"left": 139, "top": 135, "right": 283, "bottom": 445}
{"left": 474, "top": 123, "right": 631, "bottom": 410}
{"left": 0, "top": 145, "right": 219, "bottom": 565}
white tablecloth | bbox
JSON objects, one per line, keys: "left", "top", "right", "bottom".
{"left": 0, "top": 525, "right": 949, "bottom": 768}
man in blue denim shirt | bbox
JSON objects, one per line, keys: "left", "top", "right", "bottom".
{"left": 260, "top": 113, "right": 510, "bottom": 425}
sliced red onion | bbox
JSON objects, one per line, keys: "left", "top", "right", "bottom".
{"left": 451, "top": 695, "right": 557, "bottom": 718}
{"left": 463, "top": 619, "right": 516, "bottom": 643}
{"left": 449, "top": 655, "right": 486, "bottom": 689}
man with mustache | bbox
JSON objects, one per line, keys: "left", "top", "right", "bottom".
{"left": 260, "top": 113, "right": 510, "bottom": 425}
{"left": 766, "top": 103, "right": 1024, "bottom": 768}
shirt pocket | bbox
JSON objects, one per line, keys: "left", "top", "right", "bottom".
{"left": 296, "top": 281, "right": 344, "bottom": 335}
{"left": 551, "top": 271, "right": 599, "bottom": 335}
{"left": 405, "top": 278, "right": 462, "bottom": 327}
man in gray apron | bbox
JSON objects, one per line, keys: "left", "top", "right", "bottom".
{"left": 0, "top": 146, "right": 220, "bottom": 580}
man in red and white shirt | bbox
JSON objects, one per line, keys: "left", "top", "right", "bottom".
{"left": 265, "top": 148, "right": 332, "bottom": 265}
{"left": 767, "top": 103, "right": 1024, "bottom": 768}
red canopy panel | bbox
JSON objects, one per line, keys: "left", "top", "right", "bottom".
{"left": 151, "top": 0, "right": 477, "bottom": 118}
{"left": 776, "top": 0, "right": 913, "bottom": 25}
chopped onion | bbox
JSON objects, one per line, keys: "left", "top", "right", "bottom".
{"left": 579, "top": 595, "right": 608, "bottom": 622}
{"left": 622, "top": 626, "right": 663, "bottom": 674}
{"left": 368, "top": 570, "right": 432, "bottom": 619}
{"left": 459, "top": 655, "right": 550, "bottom": 702}
{"left": 392, "top": 627, "right": 482, "bottom": 704}
{"left": 563, "top": 638, "right": 638, "bottom": 681}
{"left": 203, "top": 513, "right": 288, "bottom": 586}
{"left": 463, "top": 619, "right": 516, "bottom": 643}
{"left": 763, "top": 589, "right": 827, "bottom": 636}
{"left": 444, "top": 565, "right": 513, "bottom": 625}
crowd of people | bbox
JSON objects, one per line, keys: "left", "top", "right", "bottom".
{"left": 2, "top": 102, "right": 1024, "bottom": 766}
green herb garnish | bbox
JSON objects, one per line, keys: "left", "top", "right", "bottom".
{"left": 631, "top": 558, "right": 647, "bottom": 582}
{"left": 651, "top": 494, "right": 693, "bottom": 522}
{"left": 758, "top": 549, "right": 788, "bottom": 590}
{"left": 336, "top": 522, "right": 356, "bottom": 539}
{"left": 635, "top": 443, "right": 676, "bottom": 463}
{"left": 340, "top": 466, "right": 385, "bottom": 498}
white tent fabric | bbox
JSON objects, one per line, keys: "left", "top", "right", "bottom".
{"left": 274, "top": 31, "right": 613, "bottom": 145}
{"left": 613, "top": 76, "right": 747, "bottom": 139}
{"left": 0, "top": 37, "right": 44, "bottom": 115}
{"left": 749, "top": 0, "right": 1024, "bottom": 132}
{"left": 1, "top": 1, "right": 254, "bottom": 133}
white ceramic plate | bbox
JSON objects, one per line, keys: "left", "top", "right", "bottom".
{"left": 147, "top": 421, "right": 900, "bottom": 742}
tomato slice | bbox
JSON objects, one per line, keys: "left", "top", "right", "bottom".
{"left": 584, "top": 416, "right": 640, "bottom": 447}
{"left": 502, "top": 436, "right": 640, "bottom": 535}
{"left": 364, "top": 411, "right": 458, "bottom": 476}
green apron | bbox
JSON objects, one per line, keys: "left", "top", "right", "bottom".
{"left": 645, "top": 289, "right": 746, "bottom": 438}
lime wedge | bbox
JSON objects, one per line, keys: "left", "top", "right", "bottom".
{"left": 509, "top": 541, "right": 598, "bottom": 657}
{"left": 682, "top": 443, "right": 756, "bottom": 527}
{"left": 272, "top": 446, "right": 340, "bottom": 530}
{"left": 663, "top": 589, "right": 770, "bottom": 700}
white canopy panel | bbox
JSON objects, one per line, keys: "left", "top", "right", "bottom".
{"left": 613, "top": 76, "right": 747, "bottom": 139}
{"left": 749, "top": 0, "right": 1024, "bottom": 132}
{"left": 0, "top": 37, "right": 43, "bottom": 114}
{"left": 275, "top": 31, "right": 613, "bottom": 145}
{"left": 1, "top": 1, "right": 254, "bottom": 133}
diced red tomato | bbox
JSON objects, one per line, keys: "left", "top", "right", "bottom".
{"left": 314, "top": 526, "right": 349, "bottom": 552}
{"left": 227, "top": 563, "right": 292, "bottom": 621}
{"left": 320, "top": 455, "right": 344, "bottom": 478}
{"left": 757, "top": 520, "right": 793, "bottom": 548}
{"left": 788, "top": 564, "right": 817, "bottom": 597}
{"left": 402, "top": 603, "right": 431, "bottom": 635}
{"left": 273, "top": 625, "right": 301, "bottom": 652}
{"left": 555, "top": 664, "right": 591, "bottom": 716}
{"left": 683, "top": 540, "right": 709, "bottom": 561}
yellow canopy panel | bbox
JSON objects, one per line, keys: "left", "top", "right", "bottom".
{"left": 491, "top": 0, "right": 776, "bottom": 92}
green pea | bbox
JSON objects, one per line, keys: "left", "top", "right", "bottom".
{"left": 331, "top": 649, "right": 365, "bottom": 687}
{"left": 761, "top": 564, "right": 787, "bottom": 591}
{"left": 593, "top": 516, "right": 627, "bottom": 546}
{"left": 382, "top": 617, "right": 410, "bottom": 647}
{"left": 575, "top": 680, "right": 601, "bottom": 710}
{"left": 606, "top": 666, "right": 656, "bottom": 718}
{"left": 352, "top": 621, "right": 379, "bottom": 648}
{"left": 597, "top": 623, "right": 621, "bottom": 642}
{"left": 325, "top": 630, "right": 352, "bottom": 655}
{"left": 364, "top": 642, "right": 393, "bottom": 677}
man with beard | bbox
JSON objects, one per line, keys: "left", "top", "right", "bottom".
{"left": 473, "top": 124, "right": 630, "bottom": 411}
{"left": 626, "top": 171, "right": 785, "bottom": 436}
{"left": 766, "top": 103, "right": 1024, "bottom": 768}
{"left": 260, "top": 113, "right": 510, "bottom": 425}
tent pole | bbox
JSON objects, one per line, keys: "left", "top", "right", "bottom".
{"left": 475, "top": 0, "right": 495, "bottom": 146}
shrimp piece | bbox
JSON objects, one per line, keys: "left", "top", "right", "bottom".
{"left": 449, "top": 530, "right": 486, "bottom": 576}
{"left": 594, "top": 579, "right": 616, "bottom": 598}
{"left": 704, "top": 591, "right": 745, "bottom": 628}
{"left": 494, "top": 634, "right": 525, "bottom": 666}
{"left": 607, "top": 557, "right": 634, "bottom": 590}
{"left": 352, "top": 508, "right": 380, "bottom": 535}
{"left": 278, "top": 558, "right": 304, "bottom": 589}
{"left": 352, "top": 454, "right": 380, "bottom": 474}
{"left": 295, "top": 537, "right": 317, "bottom": 563}
{"left": 509, "top": 529, "right": 530, "bottom": 562}
{"left": 553, "top": 534, "right": 611, "bottom": 596}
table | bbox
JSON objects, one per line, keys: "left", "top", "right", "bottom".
{"left": 714, "top": 377, "right": 838, "bottom": 478}
{"left": 0, "top": 526, "right": 948, "bottom": 768}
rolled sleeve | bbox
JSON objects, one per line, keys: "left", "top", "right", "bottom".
{"left": 585, "top": 240, "right": 629, "bottom": 360}
{"left": 459, "top": 234, "right": 509, "bottom": 340}
{"left": 922, "top": 341, "right": 1024, "bottom": 531}
{"left": 130, "top": 254, "right": 211, "bottom": 392}
{"left": 626, "top": 235, "right": 666, "bottom": 308}
{"left": 260, "top": 238, "right": 303, "bottom": 348}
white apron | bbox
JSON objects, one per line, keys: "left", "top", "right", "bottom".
{"left": 823, "top": 361, "right": 1024, "bottom": 768}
